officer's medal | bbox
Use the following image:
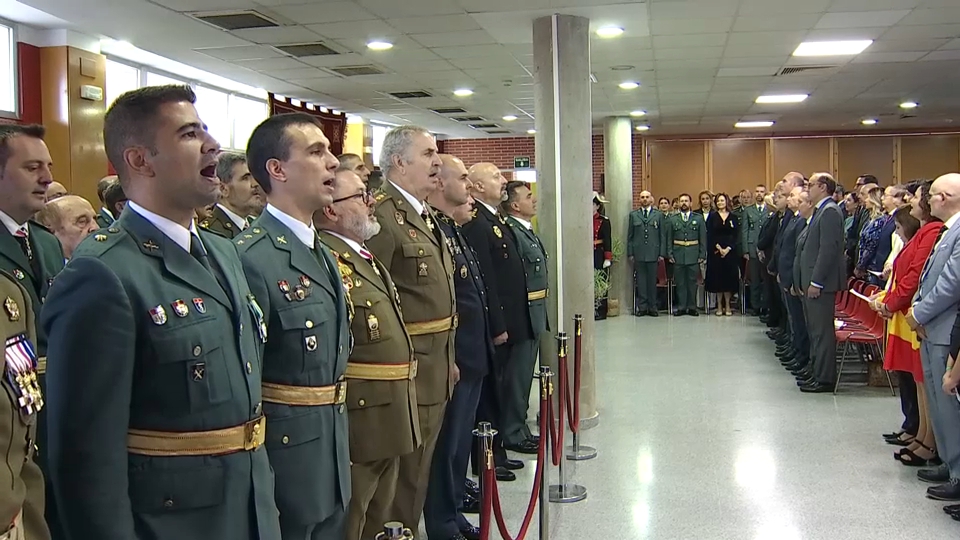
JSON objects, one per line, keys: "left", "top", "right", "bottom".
{"left": 247, "top": 294, "right": 268, "bottom": 343}
{"left": 4, "top": 334, "right": 42, "bottom": 415}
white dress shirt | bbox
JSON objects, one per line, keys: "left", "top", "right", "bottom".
{"left": 390, "top": 182, "right": 424, "bottom": 216}
{"left": 0, "top": 210, "right": 26, "bottom": 236}
{"left": 511, "top": 216, "right": 533, "bottom": 230}
{"left": 323, "top": 230, "right": 367, "bottom": 256}
{"left": 127, "top": 201, "right": 199, "bottom": 253}
{"left": 479, "top": 200, "right": 498, "bottom": 216}
{"left": 217, "top": 203, "right": 248, "bottom": 230}
{"left": 265, "top": 204, "right": 316, "bottom": 249}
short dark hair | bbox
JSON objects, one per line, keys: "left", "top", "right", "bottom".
{"left": 904, "top": 180, "right": 923, "bottom": 196}
{"left": 713, "top": 192, "right": 731, "bottom": 208}
{"left": 246, "top": 113, "right": 324, "bottom": 194}
{"left": 834, "top": 183, "right": 845, "bottom": 196}
{"left": 894, "top": 206, "right": 922, "bottom": 240}
{"left": 0, "top": 124, "right": 45, "bottom": 172}
{"left": 856, "top": 174, "right": 877, "bottom": 186}
{"left": 679, "top": 193, "right": 692, "bottom": 201}
{"left": 337, "top": 153, "right": 362, "bottom": 172}
{"left": 502, "top": 180, "right": 530, "bottom": 213}
{"left": 96, "top": 176, "right": 117, "bottom": 204}
{"left": 104, "top": 85, "right": 197, "bottom": 179}
{"left": 216, "top": 152, "right": 247, "bottom": 184}
{"left": 658, "top": 197, "right": 670, "bottom": 205}
{"left": 104, "top": 182, "right": 127, "bottom": 215}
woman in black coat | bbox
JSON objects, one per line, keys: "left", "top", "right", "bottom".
{"left": 705, "top": 193, "right": 740, "bottom": 315}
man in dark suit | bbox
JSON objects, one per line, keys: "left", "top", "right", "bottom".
{"left": 41, "top": 85, "right": 281, "bottom": 539}
{"left": 237, "top": 113, "right": 351, "bottom": 539}
{"left": 756, "top": 193, "right": 781, "bottom": 327}
{"left": 201, "top": 151, "right": 262, "bottom": 239}
{"left": 423, "top": 154, "right": 494, "bottom": 540}
{"left": 94, "top": 175, "right": 118, "bottom": 228}
{"left": 796, "top": 173, "right": 846, "bottom": 393}
{"left": 777, "top": 187, "right": 811, "bottom": 378}
{"left": 462, "top": 162, "right": 538, "bottom": 455}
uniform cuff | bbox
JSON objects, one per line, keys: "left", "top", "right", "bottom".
{"left": 810, "top": 282, "right": 823, "bottom": 289}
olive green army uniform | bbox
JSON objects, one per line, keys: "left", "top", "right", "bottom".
{"left": 236, "top": 208, "right": 350, "bottom": 539}
{"left": 200, "top": 205, "right": 244, "bottom": 240}
{"left": 741, "top": 203, "right": 773, "bottom": 311}
{"left": 666, "top": 211, "right": 706, "bottom": 313}
{"left": 318, "top": 231, "right": 421, "bottom": 540}
{"left": 95, "top": 208, "right": 114, "bottom": 229}
{"left": 39, "top": 207, "right": 281, "bottom": 540}
{"left": 0, "top": 270, "right": 49, "bottom": 540}
{"left": 366, "top": 182, "right": 456, "bottom": 530}
{"left": 627, "top": 207, "right": 666, "bottom": 313}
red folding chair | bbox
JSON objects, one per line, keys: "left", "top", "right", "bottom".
{"left": 834, "top": 304, "right": 893, "bottom": 395}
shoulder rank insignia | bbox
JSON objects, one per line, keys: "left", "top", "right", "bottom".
{"left": 4, "top": 297, "right": 19, "bottom": 321}
{"left": 374, "top": 189, "right": 386, "bottom": 202}
{"left": 200, "top": 219, "right": 211, "bottom": 228}
{"left": 395, "top": 211, "right": 405, "bottom": 225}
{"left": 276, "top": 236, "right": 287, "bottom": 244}
{"left": 253, "top": 228, "right": 262, "bottom": 234}
{"left": 12, "top": 269, "right": 24, "bottom": 281}
{"left": 94, "top": 234, "right": 107, "bottom": 242}
{"left": 108, "top": 227, "right": 120, "bottom": 233}
{"left": 493, "top": 226, "right": 503, "bottom": 238}
{"left": 149, "top": 305, "right": 167, "bottom": 325}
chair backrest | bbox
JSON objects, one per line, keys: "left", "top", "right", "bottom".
{"left": 657, "top": 259, "right": 667, "bottom": 286}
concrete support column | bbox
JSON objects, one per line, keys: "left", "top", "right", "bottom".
{"left": 533, "top": 14, "right": 597, "bottom": 422}
{"left": 603, "top": 117, "right": 633, "bottom": 313}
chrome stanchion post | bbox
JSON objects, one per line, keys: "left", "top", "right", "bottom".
{"left": 548, "top": 333, "right": 587, "bottom": 504}
{"left": 538, "top": 366, "right": 551, "bottom": 539}
{"left": 566, "top": 315, "right": 597, "bottom": 462}
{"left": 375, "top": 521, "right": 415, "bottom": 540}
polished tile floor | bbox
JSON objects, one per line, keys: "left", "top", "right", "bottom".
{"left": 459, "top": 313, "right": 960, "bottom": 540}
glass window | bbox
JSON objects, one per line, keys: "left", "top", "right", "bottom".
{"left": 104, "top": 59, "right": 140, "bottom": 108}
{"left": 193, "top": 85, "right": 231, "bottom": 149}
{"left": 145, "top": 71, "right": 185, "bottom": 87}
{"left": 371, "top": 124, "right": 389, "bottom": 167}
{"left": 229, "top": 94, "right": 268, "bottom": 151}
{"left": 0, "top": 23, "right": 14, "bottom": 113}
{"left": 515, "top": 169, "right": 537, "bottom": 183}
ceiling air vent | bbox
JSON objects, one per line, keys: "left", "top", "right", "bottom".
{"left": 430, "top": 107, "right": 468, "bottom": 114}
{"left": 453, "top": 116, "right": 485, "bottom": 122}
{"left": 389, "top": 91, "right": 433, "bottom": 99}
{"left": 328, "top": 65, "right": 384, "bottom": 77}
{"left": 485, "top": 130, "right": 511, "bottom": 134}
{"left": 193, "top": 11, "right": 278, "bottom": 30}
{"left": 275, "top": 42, "right": 339, "bottom": 57}
{"left": 777, "top": 65, "right": 834, "bottom": 76}
{"left": 469, "top": 123, "right": 499, "bottom": 129}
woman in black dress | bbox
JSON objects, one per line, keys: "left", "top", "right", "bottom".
{"left": 705, "top": 193, "right": 740, "bottom": 316}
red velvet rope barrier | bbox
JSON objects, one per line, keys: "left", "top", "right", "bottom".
{"left": 548, "top": 353, "right": 566, "bottom": 466}
{"left": 565, "top": 319, "right": 583, "bottom": 434}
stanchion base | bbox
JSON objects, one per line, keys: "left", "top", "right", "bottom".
{"left": 565, "top": 445, "right": 598, "bottom": 461}
{"left": 548, "top": 483, "right": 587, "bottom": 503}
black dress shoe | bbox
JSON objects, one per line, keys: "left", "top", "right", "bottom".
{"left": 800, "top": 382, "right": 832, "bottom": 393}
{"left": 648, "top": 309, "right": 659, "bottom": 317}
{"left": 796, "top": 377, "right": 816, "bottom": 387}
{"left": 673, "top": 310, "right": 686, "bottom": 316}
{"left": 460, "top": 524, "right": 481, "bottom": 540}
{"left": 505, "top": 439, "right": 538, "bottom": 454}
{"left": 500, "top": 458, "right": 524, "bottom": 470}
{"left": 943, "top": 503, "right": 960, "bottom": 515}
{"left": 461, "top": 494, "right": 480, "bottom": 514}
{"left": 634, "top": 310, "right": 647, "bottom": 317}
{"left": 927, "top": 480, "right": 960, "bottom": 501}
{"left": 464, "top": 479, "right": 479, "bottom": 498}
{"left": 688, "top": 309, "right": 699, "bottom": 316}
{"left": 919, "top": 464, "right": 950, "bottom": 483}
{"left": 495, "top": 467, "right": 516, "bottom": 482}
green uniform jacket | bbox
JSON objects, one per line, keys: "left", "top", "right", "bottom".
{"left": 0, "top": 222, "right": 64, "bottom": 353}
{"left": 40, "top": 210, "right": 281, "bottom": 540}
{"left": 95, "top": 208, "right": 114, "bottom": 229}
{"left": 626, "top": 208, "right": 666, "bottom": 262}
{"left": 236, "top": 211, "right": 351, "bottom": 525}
{"left": 201, "top": 205, "right": 242, "bottom": 239}
{"left": 319, "top": 231, "right": 420, "bottom": 463}
{"left": 0, "top": 270, "right": 49, "bottom": 540}
{"left": 740, "top": 204, "right": 773, "bottom": 258}
{"left": 504, "top": 217, "right": 549, "bottom": 336}
{"left": 366, "top": 183, "right": 456, "bottom": 406}
{"left": 666, "top": 212, "right": 707, "bottom": 265}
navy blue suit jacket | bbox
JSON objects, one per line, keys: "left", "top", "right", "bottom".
{"left": 777, "top": 213, "right": 805, "bottom": 291}
{"left": 870, "top": 214, "right": 896, "bottom": 273}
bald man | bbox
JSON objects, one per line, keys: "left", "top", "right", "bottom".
{"left": 627, "top": 190, "right": 666, "bottom": 316}
{"left": 95, "top": 175, "right": 118, "bottom": 227}
{"left": 45, "top": 181, "right": 67, "bottom": 202}
{"left": 36, "top": 195, "right": 98, "bottom": 260}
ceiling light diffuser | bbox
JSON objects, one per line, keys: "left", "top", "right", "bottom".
{"left": 792, "top": 40, "right": 873, "bottom": 57}
{"left": 527, "top": 129, "right": 536, "bottom": 134}
{"left": 630, "top": 110, "right": 646, "bottom": 117}
{"left": 635, "top": 125, "right": 650, "bottom": 131}
{"left": 861, "top": 118, "right": 878, "bottom": 125}
{"left": 366, "top": 40, "right": 393, "bottom": 51}
{"left": 453, "top": 88, "right": 474, "bottom": 97}
{"left": 596, "top": 26, "right": 624, "bottom": 38}
{"left": 900, "top": 101, "right": 918, "bottom": 109}
{"left": 735, "top": 121, "right": 775, "bottom": 128}
{"left": 502, "top": 115, "right": 518, "bottom": 121}
{"left": 756, "top": 94, "right": 808, "bottom": 104}
{"left": 619, "top": 81, "right": 640, "bottom": 90}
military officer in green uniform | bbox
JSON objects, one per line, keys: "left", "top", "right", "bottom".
{"left": 237, "top": 113, "right": 351, "bottom": 539}
{"left": 366, "top": 125, "right": 456, "bottom": 531}
{"left": 95, "top": 175, "right": 118, "bottom": 228}
{"left": 741, "top": 184, "right": 772, "bottom": 314}
{"left": 0, "top": 269, "right": 49, "bottom": 540}
{"left": 200, "top": 151, "right": 263, "bottom": 239}
{"left": 627, "top": 190, "right": 665, "bottom": 316}
{"left": 667, "top": 193, "right": 706, "bottom": 316}
{"left": 316, "top": 169, "right": 420, "bottom": 540}
{"left": 40, "top": 85, "right": 281, "bottom": 540}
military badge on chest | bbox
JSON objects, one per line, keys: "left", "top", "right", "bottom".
{"left": 4, "top": 334, "right": 42, "bottom": 415}
{"left": 279, "top": 277, "right": 312, "bottom": 302}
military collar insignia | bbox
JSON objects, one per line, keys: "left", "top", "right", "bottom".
{"left": 12, "top": 270, "right": 24, "bottom": 281}
{"left": 142, "top": 239, "right": 160, "bottom": 251}
{"left": 276, "top": 236, "right": 287, "bottom": 244}
{"left": 493, "top": 226, "right": 503, "bottom": 238}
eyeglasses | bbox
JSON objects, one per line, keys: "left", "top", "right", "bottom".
{"left": 332, "top": 190, "right": 373, "bottom": 204}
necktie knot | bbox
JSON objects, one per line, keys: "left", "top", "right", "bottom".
{"left": 14, "top": 228, "right": 27, "bottom": 239}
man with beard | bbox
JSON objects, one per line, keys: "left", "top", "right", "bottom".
{"left": 667, "top": 193, "right": 706, "bottom": 316}
{"left": 40, "top": 84, "right": 281, "bottom": 540}
{"left": 462, "top": 162, "right": 538, "bottom": 455}
{"left": 366, "top": 125, "right": 455, "bottom": 531}
{"left": 423, "top": 154, "right": 494, "bottom": 540}
{"left": 201, "top": 151, "right": 263, "bottom": 238}
{"left": 237, "top": 113, "right": 351, "bottom": 539}
{"left": 316, "top": 169, "right": 419, "bottom": 540}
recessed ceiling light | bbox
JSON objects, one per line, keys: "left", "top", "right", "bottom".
{"left": 366, "top": 40, "right": 393, "bottom": 51}
{"left": 792, "top": 40, "right": 873, "bottom": 57}
{"left": 619, "top": 81, "right": 640, "bottom": 90}
{"left": 635, "top": 125, "right": 650, "bottom": 132}
{"left": 900, "top": 101, "right": 918, "bottom": 109}
{"left": 630, "top": 110, "right": 646, "bottom": 117}
{"left": 502, "top": 115, "right": 518, "bottom": 121}
{"left": 527, "top": 129, "right": 536, "bottom": 134}
{"left": 453, "top": 88, "right": 474, "bottom": 97}
{"left": 861, "top": 118, "right": 878, "bottom": 125}
{"left": 596, "top": 26, "right": 624, "bottom": 38}
{"left": 756, "top": 94, "right": 808, "bottom": 104}
{"left": 735, "top": 121, "right": 775, "bottom": 128}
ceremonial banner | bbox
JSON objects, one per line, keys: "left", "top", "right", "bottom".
{"left": 268, "top": 93, "right": 346, "bottom": 156}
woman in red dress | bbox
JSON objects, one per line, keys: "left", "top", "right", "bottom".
{"left": 873, "top": 180, "right": 942, "bottom": 465}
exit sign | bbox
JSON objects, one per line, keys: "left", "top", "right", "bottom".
{"left": 514, "top": 156, "right": 531, "bottom": 168}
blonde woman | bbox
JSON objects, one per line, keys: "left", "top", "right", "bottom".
{"left": 854, "top": 186, "right": 887, "bottom": 280}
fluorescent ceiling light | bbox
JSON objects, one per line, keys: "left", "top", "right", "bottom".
{"left": 635, "top": 125, "right": 650, "bottom": 131}
{"left": 527, "top": 129, "right": 536, "bottom": 134}
{"left": 619, "top": 81, "right": 640, "bottom": 90}
{"left": 290, "top": 98, "right": 302, "bottom": 107}
{"left": 900, "top": 101, "right": 918, "bottom": 109}
{"left": 756, "top": 94, "right": 808, "bottom": 104}
{"left": 454, "top": 88, "right": 474, "bottom": 97}
{"left": 861, "top": 118, "right": 878, "bottom": 125}
{"left": 366, "top": 40, "right": 393, "bottom": 51}
{"left": 630, "top": 110, "right": 646, "bottom": 117}
{"left": 306, "top": 103, "right": 316, "bottom": 110}
{"left": 502, "top": 115, "right": 518, "bottom": 121}
{"left": 596, "top": 26, "right": 624, "bottom": 38}
{"left": 735, "top": 121, "right": 775, "bottom": 128}
{"left": 274, "top": 95, "right": 287, "bottom": 102}
{"left": 792, "top": 40, "right": 872, "bottom": 57}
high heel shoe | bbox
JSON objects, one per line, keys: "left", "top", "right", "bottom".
{"left": 896, "top": 444, "right": 938, "bottom": 467}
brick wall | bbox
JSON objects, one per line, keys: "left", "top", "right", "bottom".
{"left": 439, "top": 134, "right": 647, "bottom": 209}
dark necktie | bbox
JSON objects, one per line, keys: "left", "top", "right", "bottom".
{"left": 189, "top": 233, "right": 213, "bottom": 274}
{"left": 935, "top": 224, "right": 948, "bottom": 245}
{"left": 644, "top": 208, "right": 649, "bottom": 219}
{"left": 14, "top": 228, "right": 41, "bottom": 283}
